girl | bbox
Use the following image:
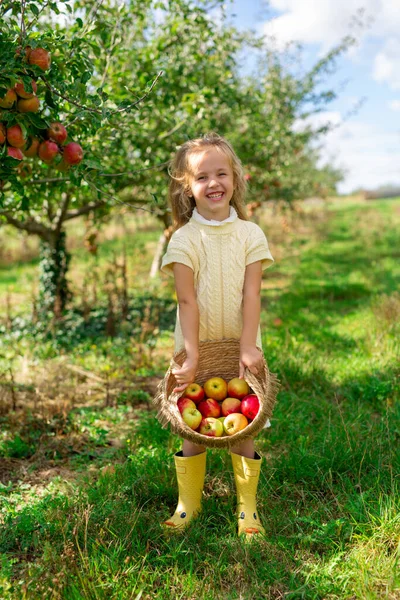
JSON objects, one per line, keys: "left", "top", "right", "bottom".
{"left": 160, "top": 132, "right": 274, "bottom": 539}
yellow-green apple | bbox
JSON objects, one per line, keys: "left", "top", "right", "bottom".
{"left": 197, "top": 398, "right": 221, "bottom": 418}
{"left": 7, "top": 125, "right": 27, "bottom": 148}
{"left": 38, "top": 140, "right": 58, "bottom": 163}
{"left": 28, "top": 47, "right": 51, "bottom": 70}
{"left": 203, "top": 377, "right": 227, "bottom": 401}
{"left": 0, "top": 123, "right": 5, "bottom": 145}
{"left": 199, "top": 417, "right": 224, "bottom": 437}
{"left": 227, "top": 377, "right": 250, "bottom": 400}
{"left": 177, "top": 397, "right": 196, "bottom": 414}
{"left": 14, "top": 79, "right": 37, "bottom": 98}
{"left": 47, "top": 122, "right": 67, "bottom": 145}
{"left": 181, "top": 407, "right": 202, "bottom": 430}
{"left": 17, "top": 96, "right": 40, "bottom": 113}
{"left": 0, "top": 89, "right": 17, "bottom": 109}
{"left": 217, "top": 416, "right": 227, "bottom": 435}
{"left": 223, "top": 413, "right": 249, "bottom": 435}
{"left": 183, "top": 383, "right": 205, "bottom": 404}
{"left": 22, "top": 137, "right": 40, "bottom": 157}
{"left": 7, "top": 147, "right": 23, "bottom": 160}
{"left": 221, "top": 397, "right": 242, "bottom": 416}
{"left": 241, "top": 394, "right": 260, "bottom": 421}
{"left": 63, "top": 142, "right": 83, "bottom": 165}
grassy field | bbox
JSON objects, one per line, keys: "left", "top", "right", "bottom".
{"left": 0, "top": 197, "right": 399, "bottom": 599}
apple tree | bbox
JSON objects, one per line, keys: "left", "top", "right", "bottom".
{"left": 0, "top": 0, "right": 164, "bottom": 315}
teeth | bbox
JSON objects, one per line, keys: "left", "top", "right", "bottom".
{"left": 208, "top": 193, "right": 223, "bottom": 198}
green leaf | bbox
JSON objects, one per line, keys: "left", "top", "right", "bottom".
{"left": 81, "top": 71, "right": 91, "bottom": 84}
{"left": 20, "top": 196, "right": 30, "bottom": 210}
{"left": 45, "top": 89, "right": 57, "bottom": 109}
{"left": 76, "top": 17, "right": 83, "bottom": 28}
{"left": 30, "top": 4, "right": 39, "bottom": 17}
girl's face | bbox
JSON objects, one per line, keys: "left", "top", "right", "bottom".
{"left": 187, "top": 148, "right": 234, "bottom": 221}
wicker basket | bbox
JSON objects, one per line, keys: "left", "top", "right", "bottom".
{"left": 153, "top": 338, "right": 280, "bottom": 448}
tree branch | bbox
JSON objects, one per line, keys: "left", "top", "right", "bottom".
{"left": 40, "top": 70, "right": 164, "bottom": 117}
{"left": 0, "top": 211, "right": 52, "bottom": 241}
{"left": 63, "top": 200, "right": 107, "bottom": 221}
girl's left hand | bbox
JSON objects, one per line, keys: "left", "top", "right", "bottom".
{"left": 239, "top": 345, "right": 264, "bottom": 378}
{"left": 172, "top": 356, "right": 198, "bottom": 393}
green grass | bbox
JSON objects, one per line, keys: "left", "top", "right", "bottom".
{"left": 0, "top": 198, "right": 399, "bottom": 599}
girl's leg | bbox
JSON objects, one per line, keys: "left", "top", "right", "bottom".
{"left": 230, "top": 438, "right": 255, "bottom": 459}
{"left": 230, "top": 438, "right": 265, "bottom": 539}
{"left": 182, "top": 439, "right": 206, "bottom": 457}
{"left": 163, "top": 439, "right": 206, "bottom": 530}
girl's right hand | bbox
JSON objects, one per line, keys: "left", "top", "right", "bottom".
{"left": 172, "top": 356, "right": 198, "bottom": 393}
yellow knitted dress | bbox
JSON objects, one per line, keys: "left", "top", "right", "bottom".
{"left": 161, "top": 212, "right": 274, "bottom": 352}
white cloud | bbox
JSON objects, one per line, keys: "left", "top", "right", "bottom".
{"left": 262, "top": 0, "right": 379, "bottom": 51}
{"left": 373, "top": 38, "right": 400, "bottom": 89}
{"left": 389, "top": 100, "right": 400, "bottom": 111}
{"left": 313, "top": 115, "right": 400, "bottom": 192}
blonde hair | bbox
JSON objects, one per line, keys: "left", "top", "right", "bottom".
{"left": 168, "top": 132, "right": 248, "bottom": 229}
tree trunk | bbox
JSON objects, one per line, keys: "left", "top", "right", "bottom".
{"left": 38, "top": 229, "right": 71, "bottom": 318}
{"left": 149, "top": 232, "right": 168, "bottom": 279}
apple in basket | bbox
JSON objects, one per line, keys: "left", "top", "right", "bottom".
{"left": 223, "top": 413, "right": 249, "bottom": 436}
{"left": 227, "top": 377, "right": 250, "bottom": 400}
{"left": 183, "top": 383, "right": 205, "bottom": 404}
{"left": 221, "top": 397, "right": 242, "bottom": 416}
{"left": 197, "top": 398, "right": 221, "bottom": 418}
{"left": 177, "top": 397, "right": 196, "bottom": 413}
{"left": 199, "top": 417, "right": 224, "bottom": 437}
{"left": 181, "top": 407, "right": 202, "bottom": 430}
{"left": 203, "top": 377, "right": 228, "bottom": 401}
{"left": 241, "top": 394, "right": 260, "bottom": 421}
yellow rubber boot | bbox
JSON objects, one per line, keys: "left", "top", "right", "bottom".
{"left": 230, "top": 451, "right": 266, "bottom": 539}
{"left": 163, "top": 451, "right": 206, "bottom": 530}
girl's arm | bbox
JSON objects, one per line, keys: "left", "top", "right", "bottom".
{"left": 239, "top": 261, "right": 264, "bottom": 378}
{"left": 171, "top": 263, "right": 199, "bottom": 393}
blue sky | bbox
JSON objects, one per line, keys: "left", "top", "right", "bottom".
{"left": 224, "top": 0, "right": 400, "bottom": 193}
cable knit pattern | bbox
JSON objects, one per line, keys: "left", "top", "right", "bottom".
{"left": 161, "top": 216, "right": 274, "bottom": 352}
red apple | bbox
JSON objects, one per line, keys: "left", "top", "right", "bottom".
{"left": 63, "top": 142, "right": 83, "bottom": 166}
{"left": 197, "top": 398, "right": 221, "bottom": 418}
{"left": 0, "top": 89, "right": 17, "bottom": 109}
{"left": 241, "top": 394, "right": 260, "bottom": 421}
{"left": 221, "top": 397, "right": 242, "bottom": 416}
{"left": 22, "top": 137, "right": 40, "bottom": 158}
{"left": 183, "top": 383, "right": 205, "bottom": 404}
{"left": 17, "top": 95, "right": 40, "bottom": 113}
{"left": 223, "top": 413, "right": 249, "bottom": 436}
{"left": 203, "top": 377, "right": 228, "bottom": 401}
{"left": 177, "top": 397, "right": 196, "bottom": 414}
{"left": 199, "top": 417, "right": 224, "bottom": 437}
{"left": 14, "top": 79, "right": 37, "bottom": 99}
{"left": 7, "top": 147, "right": 23, "bottom": 160}
{"left": 28, "top": 47, "right": 51, "bottom": 70}
{"left": 0, "top": 123, "right": 5, "bottom": 145}
{"left": 181, "top": 407, "right": 202, "bottom": 430}
{"left": 47, "top": 122, "right": 67, "bottom": 145}
{"left": 7, "top": 125, "right": 27, "bottom": 148}
{"left": 38, "top": 140, "right": 59, "bottom": 163}
{"left": 227, "top": 377, "right": 250, "bottom": 400}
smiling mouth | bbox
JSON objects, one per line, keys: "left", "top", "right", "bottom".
{"left": 207, "top": 192, "right": 224, "bottom": 199}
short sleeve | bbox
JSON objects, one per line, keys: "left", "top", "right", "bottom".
{"left": 161, "top": 230, "right": 194, "bottom": 277}
{"left": 246, "top": 225, "right": 274, "bottom": 270}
